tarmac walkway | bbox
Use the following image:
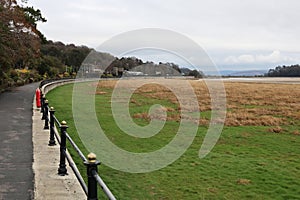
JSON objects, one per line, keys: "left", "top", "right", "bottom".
{"left": 0, "top": 83, "right": 85, "bottom": 199}
{"left": 32, "top": 106, "right": 86, "bottom": 200}
{"left": 0, "top": 83, "right": 38, "bottom": 199}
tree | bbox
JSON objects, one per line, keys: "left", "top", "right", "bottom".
{"left": 0, "top": 0, "right": 46, "bottom": 73}
{"left": 22, "top": 5, "right": 47, "bottom": 43}
{"left": 266, "top": 64, "right": 300, "bottom": 77}
{"left": 38, "top": 55, "right": 64, "bottom": 77}
{"left": 40, "top": 41, "right": 91, "bottom": 73}
{"left": 188, "top": 69, "right": 204, "bottom": 78}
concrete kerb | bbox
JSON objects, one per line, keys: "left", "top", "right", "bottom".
{"left": 32, "top": 79, "right": 86, "bottom": 200}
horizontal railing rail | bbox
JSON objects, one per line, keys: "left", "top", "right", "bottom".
{"left": 53, "top": 115, "right": 61, "bottom": 127}
{"left": 63, "top": 139, "right": 88, "bottom": 196}
{"left": 39, "top": 79, "right": 116, "bottom": 200}
{"left": 65, "top": 133, "right": 88, "bottom": 163}
{"left": 92, "top": 171, "right": 116, "bottom": 200}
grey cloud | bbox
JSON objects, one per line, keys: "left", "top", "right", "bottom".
{"left": 28, "top": 0, "right": 300, "bottom": 70}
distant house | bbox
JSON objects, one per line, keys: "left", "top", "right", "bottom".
{"left": 124, "top": 71, "right": 144, "bottom": 76}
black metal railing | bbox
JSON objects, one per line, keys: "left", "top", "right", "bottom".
{"left": 39, "top": 81, "right": 116, "bottom": 200}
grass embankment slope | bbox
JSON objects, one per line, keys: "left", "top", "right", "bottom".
{"left": 46, "top": 79, "right": 300, "bottom": 200}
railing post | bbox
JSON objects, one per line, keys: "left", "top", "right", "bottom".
{"left": 43, "top": 100, "right": 49, "bottom": 129}
{"left": 58, "top": 120, "right": 68, "bottom": 176}
{"left": 48, "top": 107, "right": 56, "bottom": 146}
{"left": 40, "top": 91, "right": 43, "bottom": 113}
{"left": 85, "top": 153, "right": 100, "bottom": 200}
{"left": 41, "top": 95, "right": 46, "bottom": 119}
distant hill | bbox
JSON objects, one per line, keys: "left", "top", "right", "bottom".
{"left": 228, "top": 70, "right": 268, "bottom": 76}
{"left": 205, "top": 70, "right": 268, "bottom": 76}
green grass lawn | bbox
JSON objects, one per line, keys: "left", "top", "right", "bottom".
{"left": 46, "top": 82, "right": 300, "bottom": 200}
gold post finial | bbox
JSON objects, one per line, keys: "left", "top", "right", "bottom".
{"left": 87, "top": 153, "right": 97, "bottom": 163}
{"left": 50, "top": 107, "right": 54, "bottom": 111}
{"left": 61, "top": 120, "right": 67, "bottom": 125}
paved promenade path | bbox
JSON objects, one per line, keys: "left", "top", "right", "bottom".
{"left": 0, "top": 83, "right": 39, "bottom": 199}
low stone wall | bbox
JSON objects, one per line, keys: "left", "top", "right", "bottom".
{"left": 41, "top": 79, "right": 74, "bottom": 95}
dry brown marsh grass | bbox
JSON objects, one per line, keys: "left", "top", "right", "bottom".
{"left": 97, "top": 79, "right": 300, "bottom": 126}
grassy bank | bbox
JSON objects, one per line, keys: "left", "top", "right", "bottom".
{"left": 46, "top": 80, "right": 300, "bottom": 199}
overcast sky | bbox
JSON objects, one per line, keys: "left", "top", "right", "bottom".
{"left": 28, "top": 0, "right": 300, "bottom": 71}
